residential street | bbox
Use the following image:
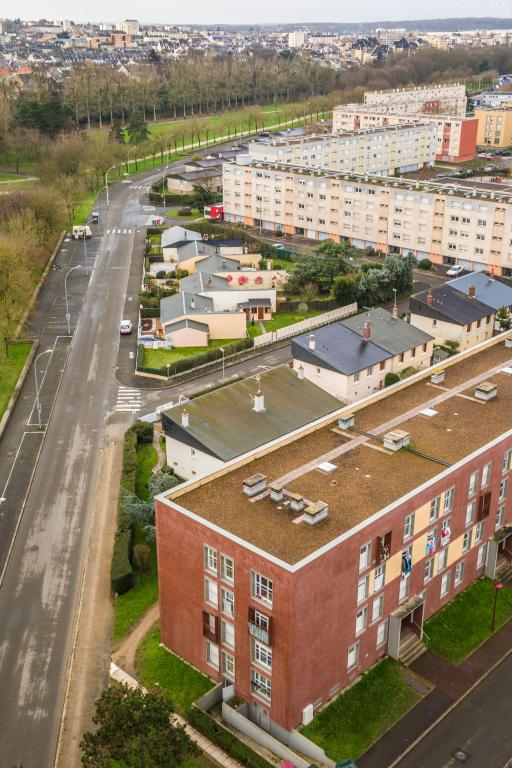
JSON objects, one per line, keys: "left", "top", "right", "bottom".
{"left": 395, "top": 651, "right": 512, "bottom": 768}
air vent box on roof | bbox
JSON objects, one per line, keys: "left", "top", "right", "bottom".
{"left": 383, "top": 429, "right": 410, "bottom": 452}
{"left": 287, "top": 492, "right": 304, "bottom": 513}
{"left": 474, "top": 381, "right": 497, "bottom": 401}
{"left": 243, "top": 473, "right": 267, "bottom": 497}
{"left": 505, "top": 337, "right": 512, "bottom": 349}
{"left": 304, "top": 500, "right": 329, "bottom": 526}
{"left": 269, "top": 483, "right": 283, "bottom": 502}
{"left": 338, "top": 414, "right": 355, "bottom": 430}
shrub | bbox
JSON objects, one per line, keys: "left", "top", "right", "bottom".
{"left": 187, "top": 708, "right": 274, "bottom": 768}
{"left": 418, "top": 258, "right": 432, "bottom": 270}
{"left": 111, "top": 530, "right": 133, "bottom": 594}
{"left": 399, "top": 366, "right": 418, "bottom": 380}
{"left": 274, "top": 229, "right": 283, "bottom": 237}
{"left": 132, "top": 420, "right": 154, "bottom": 445}
{"left": 359, "top": 261, "right": 382, "bottom": 272}
{"left": 175, "top": 268, "right": 189, "bottom": 279}
{"left": 384, "top": 372, "right": 400, "bottom": 387}
{"left": 156, "top": 270, "right": 167, "bottom": 279}
{"left": 177, "top": 207, "right": 191, "bottom": 216}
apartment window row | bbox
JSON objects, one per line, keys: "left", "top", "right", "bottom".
{"left": 204, "top": 545, "right": 235, "bottom": 584}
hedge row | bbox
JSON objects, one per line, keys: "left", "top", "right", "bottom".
{"left": 187, "top": 708, "right": 274, "bottom": 768}
{"left": 111, "top": 421, "right": 155, "bottom": 595}
{"left": 140, "top": 307, "right": 160, "bottom": 319}
{"left": 148, "top": 191, "right": 195, "bottom": 205}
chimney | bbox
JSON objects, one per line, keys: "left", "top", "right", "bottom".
{"left": 309, "top": 333, "right": 316, "bottom": 350}
{"left": 190, "top": 297, "right": 196, "bottom": 309}
{"left": 253, "top": 389, "right": 265, "bottom": 412}
{"left": 297, "top": 364, "right": 305, "bottom": 380}
{"left": 181, "top": 408, "right": 189, "bottom": 428}
{"left": 392, "top": 302, "right": 398, "bottom": 320}
{"left": 362, "top": 321, "right": 371, "bottom": 341}
{"left": 426, "top": 289, "right": 433, "bottom": 307}
{"left": 468, "top": 284, "right": 476, "bottom": 299}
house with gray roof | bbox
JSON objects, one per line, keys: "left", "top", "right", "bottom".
{"left": 447, "top": 272, "right": 512, "bottom": 314}
{"left": 162, "top": 365, "right": 342, "bottom": 479}
{"left": 409, "top": 285, "right": 495, "bottom": 350}
{"left": 291, "top": 308, "right": 434, "bottom": 403}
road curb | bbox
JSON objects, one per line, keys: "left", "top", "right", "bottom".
{"left": 0, "top": 339, "right": 39, "bottom": 443}
{"left": 385, "top": 643, "right": 512, "bottom": 768}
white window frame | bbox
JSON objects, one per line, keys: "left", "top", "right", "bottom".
{"left": 475, "top": 521, "right": 484, "bottom": 544}
{"left": 462, "top": 530, "right": 472, "bottom": 553}
{"left": 252, "top": 639, "right": 272, "bottom": 671}
{"left": 440, "top": 570, "right": 451, "bottom": 598}
{"left": 251, "top": 669, "right": 272, "bottom": 702}
{"left": 204, "top": 577, "right": 218, "bottom": 608}
{"left": 204, "top": 545, "right": 218, "bottom": 575}
{"left": 357, "top": 575, "right": 369, "bottom": 605}
{"left": 454, "top": 560, "right": 464, "bottom": 587}
{"left": 438, "top": 546, "right": 448, "bottom": 573}
{"left": 399, "top": 574, "right": 410, "bottom": 603}
{"left": 496, "top": 505, "right": 506, "bottom": 530}
{"left": 221, "top": 586, "right": 235, "bottom": 617}
{"left": 403, "top": 512, "right": 415, "bottom": 542}
{"left": 424, "top": 557, "right": 435, "bottom": 584}
{"left": 481, "top": 463, "right": 492, "bottom": 489}
{"left": 206, "top": 640, "right": 219, "bottom": 670}
{"left": 222, "top": 650, "right": 235, "bottom": 680}
{"left": 465, "top": 499, "right": 475, "bottom": 527}
{"left": 347, "top": 642, "right": 359, "bottom": 670}
{"left": 221, "top": 620, "right": 235, "bottom": 649}
{"left": 444, "top": 487, "right": 455, "bottom": 514}
{"left": 502, "top": 449, "right": 512, "bottom": 474}
{"left": 468, "top": 471, "right": 478, "bottom": 497}
{"left": 430, "top": 496, "right": 441, "bottom": 523}
{"left": 359, "top": 541, "right": 371, "bottom": 572}
{"left": 372, "top": 594, "right": 384, "bottom": 623}
{"left": 251, "top": 572, "right": 273, "bottom": 608}
{"left": 355, "top": 606, "right": 368, "bottom": 636}
{"left": 220, "top": 554, "right": 235, "bottom": 585}
{"left": 477, "top": 542, "right": 487, "bottom": 569}
{"left": 376, "top": 620, "right": 388, "bottom": 648}
{"left": 499, "top": 478, "right": 509, "bottom": 502}
{"left": 374, "top": 564, "right": 386, "bottom": 592}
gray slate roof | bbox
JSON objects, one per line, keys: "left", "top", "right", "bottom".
{"left": 160, "top": 291, "right": 214, "bottom": 324}
{"left": 162, "top": 365, "right": 341, "bottom": 462}
{"left": 342, "top": 308, "right": 433, "bottom": 356}
{"left": 410, "top": 285, "right": 495, "bottom": 325}
{"left": 161, "top": 226, "right": 201, "bottom": 248}
{"left": 292, "top": 322, "right": 392, "bottom": 376}
{"left": 165, "top": 318, "right": 209, "bottom": 333}
{"left": 179, "top": 272, "right": 228, "bottom": 293}
{"left": 448, "top": 272, "right": 512, "bottom": 311}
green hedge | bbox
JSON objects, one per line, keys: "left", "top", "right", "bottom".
{"left": 140, "top": 307, "right": 160, "bottom": 319}
{"left": 111, "top": 421, "right": 155, "bottom": 595}
{"left": 111, "top": 530, "right": 134, "bottom": 595}
{"left": 148, "top": 254, "right": 164, "bottom": 264}
{"left": 149, "top": 191, "right": 195, "bottom": 205}
{"left": 161, "top": 338, "right": 253, "bottom": 377}
{"left": 187, "top": 708, "right": 274, "bottom": 768}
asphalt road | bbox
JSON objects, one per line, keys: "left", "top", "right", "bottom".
{"left": 396, "top": 652, "right": 512, "bottom": 768}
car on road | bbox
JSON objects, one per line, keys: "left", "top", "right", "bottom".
{"left": 119, "top": 320, "right": 133, "bottom": 335}
{"left": 446, "top": 264, "right": 464, "bottom": 276}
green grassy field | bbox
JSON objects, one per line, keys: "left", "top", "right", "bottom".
{"left": 136, "top": 624, "right": 214, "bottom": 714}
{"left": 425, "top": 578, "right": 512, "bottom": 663}
{"left": 144, "top": 339, "right": 234, "bottom": 368}
{"left": 301, "top": 658, "right": 420, "bottom": 761}
{"left": 248, "top": 310, "right": 322, "bottom": 338}
{"left": 0, "top": 343, "right": 32, "bottom": 420}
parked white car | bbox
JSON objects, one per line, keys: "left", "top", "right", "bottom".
{"left": 446, "top": 264, "right": 464, "bottom": 276}
{"left": 120, "top": 320, "right": 133, "bottom": 335}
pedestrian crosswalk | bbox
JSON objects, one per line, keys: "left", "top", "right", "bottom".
{"left": 129, "top": 185, "right": 150, "bottom": 191}
{"left": 115, "top": 386, "right": 141, "bottom": 413}
{"left": 105, "top": 228, "right": 133, "bottom": 235}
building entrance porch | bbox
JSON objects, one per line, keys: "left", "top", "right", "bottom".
{"left": 388, "top": 594, "right": 427, "bottom": 666}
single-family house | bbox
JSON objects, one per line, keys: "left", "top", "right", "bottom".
{"left": 162, "top": 365, "right": 342, "bottom": 479}
{"left": 160, "top": 290, "right": 246, "bottom": 347}
{"left": 447, "top": 272, "right": 512, "bottom": 326}
{"left": 291, "top": 308, "right": 434, "bottom": 402}
{"left": 409, "top": 285, "right": 495, "bottom": 349}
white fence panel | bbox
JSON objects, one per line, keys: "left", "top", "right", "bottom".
{"left": 253, "top": 302, "right": 357, "bottom": 348}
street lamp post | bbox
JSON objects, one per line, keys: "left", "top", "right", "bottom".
{"left": 82, "top": 217, "right": 94, "bottom": 274}
{"left": 34, "top": 349, "right": 53, "bottom": 430}
{"left": 491, "top": 581, "right": 504, "bottom": 631}
{"left": 64, "top": 264, "right": 82, "bottom": 336}
{"left": 162, "top": 164, "right": 169, "bottom": 211}
{"left": 105, "top": 164, "right": 117, "bottom": 207}
{"left": 219, "top": 347, "right": 225, "bottom": 382}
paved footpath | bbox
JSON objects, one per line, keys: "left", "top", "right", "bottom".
{"left": 359, "top": 617, "right": 512, "bottom": 768}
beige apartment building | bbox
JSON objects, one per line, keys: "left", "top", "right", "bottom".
{"left": 332, "top": 105, "right": 478, "bottom": 163}
{"left": 474, "top": 107, "right": 512, "bottom": 148}
{"left": 363, "top": 83, "right": 467, "bottom": 116}
{"left": 246, "top": 123, "right": 437, "bottom": 176}
{"left": 223, "top": 159, "right": 512, "bottom": 275}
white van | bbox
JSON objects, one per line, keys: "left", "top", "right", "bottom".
{"left": 72, "top": 225, "right": 92, "bottom": 239}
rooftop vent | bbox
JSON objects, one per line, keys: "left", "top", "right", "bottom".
{"left": 338, "top": 413, "right": 355, "bottom": 430}
{"left": 362, "top": 321, "right": 372, "bottom": 341}
{"left": 287, "top": 492, "right": 304, "bottom": 513}
{"left": 181, "top": 408, "right": 190, "bottom": 428}
{"left": 505, "top": 336, "right": 512, "bottom": 349}
{"left": 304, "top": 500, "right": 329, "bottom": 526}
{"left": 252, "top": 376, "right": 265, "bottom": 412}
{"left": 431, "top": 369, "right": 445, "bottom": 385}
{"left": 468, "top": 284, "right": 477, "bottom": 299}
{"left": 243, "top": 473, "right": 267, "bottom": 497}
{"left": 474, "top": 381, "right": 497, "bottom": 401}
{"left": 269, "top": 483, "right": 284, "bottom": 502}
{"left": 297, "top": 364, "right": 305, "bottom": 381}
{"left": 309, "top": 333, "right": 316, "bottom": 351}
{"left": 383, "top": 429, "right": 411, "bottom": 452}
{"left": 426, "top": 289, "right": 433, "bottom": 307}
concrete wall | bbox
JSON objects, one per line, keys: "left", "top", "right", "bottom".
{"left": 166, "top": 436, "right": 224, "bottom": 480}
{"left": 167, "top": 326, "right": 209, "bottom": 348}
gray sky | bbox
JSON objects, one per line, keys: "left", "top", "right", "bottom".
{"left": 4, "top": 1, "right": 512, "bottom": 25}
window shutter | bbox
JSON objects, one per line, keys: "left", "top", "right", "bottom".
{"left": 478, "top": 492, "right": 492, "bottom": 520}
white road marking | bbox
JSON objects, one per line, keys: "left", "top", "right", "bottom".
{"left": 115, "top": 386, "right": 141, "bottom": 413}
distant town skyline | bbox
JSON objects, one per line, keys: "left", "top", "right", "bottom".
{"left": 3, "top": 3, "right": 512, "bottom": 25}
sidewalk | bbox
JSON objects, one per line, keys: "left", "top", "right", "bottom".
{"left": 110, "top": 662, "right": 242, "bottom": 768}
{"left": 358, "top": 617, "right": 512, "bottom": 768}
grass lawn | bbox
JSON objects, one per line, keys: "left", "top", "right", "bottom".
{"left": 301, "top": 658, "right": 420, "bottom": 761}
{"left": 136, "top": 624, "right": 214, "bottom": 715}
{"left": 0, "top": 343, "right": 32, "bottom": 420}
{"left": 144, "top": 339, "right": 234, "bottom": 368}
{"left": 135, "top": 443, "right": 158, "bottom": 501}
{"left": 272, "top": 258, "right": 296, "bottom": 271}
{"left": 166, "top": 208, "right": 202, "bottom": 220}
{"left": 262, "top": 310, "right": 322, "bottom": 333}
{"left": 73, "top": 189, "right": 100, "bottom": 226}
{"left": 0, "top": 172, "right": 26, "bottom": 181}
{"left": 425, "top": 578, "right": 512, "bottom": 663}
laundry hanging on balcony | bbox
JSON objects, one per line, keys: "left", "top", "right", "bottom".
{"left": 401, "top": 552, "right": 412, "bottom": 575}
{"left": 426, "top": 531, "right": 437, "bottom": 556}
{"left": 440, "top": 523, "right": 451, "bottom": 547}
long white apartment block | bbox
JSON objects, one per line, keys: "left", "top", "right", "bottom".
{"left": 246, "top": 123, "right": 437, "bottom": 176}
{"left": 363, "top": 83, "right": 467, "bottom": 116}
{"left": 223, "top": 159, "right": 512, "bottom": 276}
{"left": 332, "top": 104, "right": 478, "bottom": 163}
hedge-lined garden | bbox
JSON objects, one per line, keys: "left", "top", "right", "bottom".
{"left": 188, "top": 708, "right": 276, "bottom": 768}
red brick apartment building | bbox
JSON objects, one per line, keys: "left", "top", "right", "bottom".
{"left": 156, "top": 335, "right": 512, "bottom": 733}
